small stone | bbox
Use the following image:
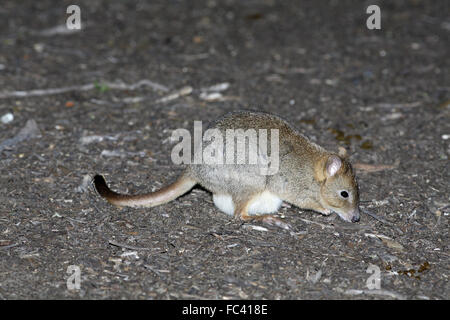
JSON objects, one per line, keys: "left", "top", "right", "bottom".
{"left": 1, "top": 112, "right": 13, "bottom": 124}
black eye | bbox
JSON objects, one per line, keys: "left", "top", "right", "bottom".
{"left": 340, "top": 191, "right": 349, "bottom": 198}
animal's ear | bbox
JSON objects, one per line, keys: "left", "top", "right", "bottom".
{"left": 325, "top": 155, "right": 342, "bottom": 177}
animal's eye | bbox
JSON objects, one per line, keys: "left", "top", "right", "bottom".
{"left": 340, "top": 191, "right": 349, "bottom": 198}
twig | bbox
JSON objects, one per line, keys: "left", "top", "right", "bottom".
{"left": 371, "top": 102, "right": 421, "bottom": 109}
{"left": 242, "top": 224, "right": 269, "bottom": 232}
{"left": 155, "top": 86, "right": 192, "bottom": 103}
{"left": 144, "top": 265, "right": 169, "bottom": 278}
{"left": 200, "top": 82, "right": 230, "bottom": 92}
{"left": 300, "top": 218, "right": 334, "bottom": 229}
{"left": 360, "top": 208, "right": 391, "bottom": 225}
{"left": 0, "top": 79, "right": 168, "bottom": 99}
{"left": 364, "top": 233, "right": 392, "bottom": 240}
{"left": 0, "top": 243, "right": 19, "bottom": 250}
{"left": 35, "top": 24, "right": 86, "bottom": 36}
{"left": 430, "top": 250, "right": 450, "bottom": 257}
{"left": 108, "top": 239, "right": 152, "bottom": 251}
{"left": 353, "top": 160, "right": 399, "bottom": 173}
{"left": 343, "top": 289, "right": 406, "bottom": 300}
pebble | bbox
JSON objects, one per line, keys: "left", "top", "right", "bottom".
{"left": 1, "top": 112, "right": 14, "bottom": 124}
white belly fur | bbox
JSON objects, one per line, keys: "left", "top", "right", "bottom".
{"left": 213, "top": 194, "right": 235, "bottom": 216}
{"left": 213, "top": 191, "right": 282, "bottom": 216}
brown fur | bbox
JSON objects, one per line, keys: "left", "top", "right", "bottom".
{"left": 94, "top": 110, "right": 360, "bottom": 224}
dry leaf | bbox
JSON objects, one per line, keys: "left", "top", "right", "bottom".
{"left": 381, "top": 238, "right": 404, "bottom": 251}
{"left": 353, "top": 160, "right": 399, "bottom": 173}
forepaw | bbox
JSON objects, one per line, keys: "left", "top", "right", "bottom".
{"left": 319, "top": 208, "right": 332, "bottom": 216}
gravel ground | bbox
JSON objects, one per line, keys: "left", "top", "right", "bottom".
{"left": 0, "top": 0, "right": 448, "bottom": 300}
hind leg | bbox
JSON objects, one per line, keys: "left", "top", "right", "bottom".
{"left": 233, "top": 195, "right": 291, "bottom": 231}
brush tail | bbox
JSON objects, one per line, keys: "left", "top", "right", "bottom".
{"left": 93, "top": 174, "right": 196, "bottom": 207}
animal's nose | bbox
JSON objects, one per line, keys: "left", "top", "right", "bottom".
{"left": 351, "top": 209, "right": 360, "bottom": 223}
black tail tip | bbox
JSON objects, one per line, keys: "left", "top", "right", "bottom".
{"left": 93, "top": 174, "right": 108, "bottom": 195}
{"left": 93, "top": 174, "right": 106, "bottom": 185}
